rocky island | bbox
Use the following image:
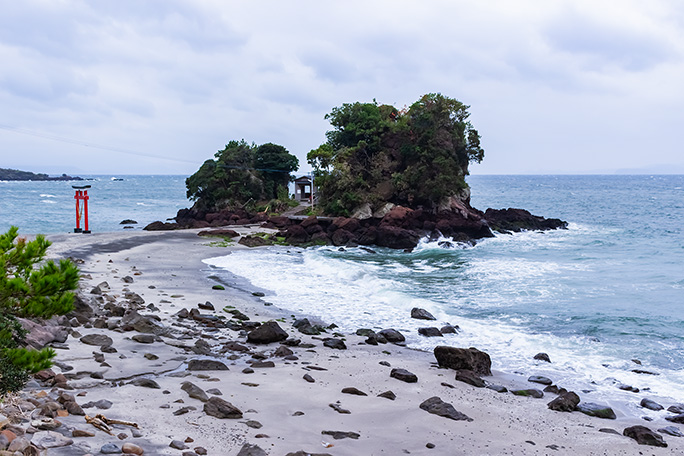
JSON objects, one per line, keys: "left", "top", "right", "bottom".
{"left": 0, "top": 168, "right": 83, "bottom": 181}
{"left": 145, "top": 94, "right": 567, "bottom": 248}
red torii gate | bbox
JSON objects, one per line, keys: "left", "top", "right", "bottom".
{"left": 72, "top": 185, "right": 91, "bottom": 233}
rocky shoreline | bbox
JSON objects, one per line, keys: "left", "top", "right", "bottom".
{"left": 1, "top": 230, "right": 682, "bottom": 455}
{"left": 143, "top": 199, "right": 567, "bottom": 250}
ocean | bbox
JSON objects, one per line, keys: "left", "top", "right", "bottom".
{"left": 3, "top": 174, "right": 683, "bottom": 415}
{"left": 0, "top": 175, "right": 188, "bottom": 234}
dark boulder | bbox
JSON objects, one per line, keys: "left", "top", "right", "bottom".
{"left": 390, "top": 368, "right": 418, "bottom": 383}
{"left": 440, "top": 324, "right": 459, "bottom": 334}
{"left": 434, "top": 346, "right": 492, "bottom": 376}
{"left": 181, "top": 381, "right": 209, "bottom": 402}
{"left": 454, "top": 370, "right": 485, "bottom": 388}
{"left": 484, "top": 208, "right": 568, "bottom": 233}
{"left": 658, "top": 426, "right": 684, "bottom": 437}
{"left": 236, "top": 443, "right": 268, "bottom": 456}
{"left": 204, "top": 397, "right": 243, "bottom": 419}
{"left": 284, "top": 225, "right": 310, "bottom": 244}
{"left": 486, "top": 384, "right": 508, "bottom": 393}
{"left": 321, "top": 430, "right": 360, "bottom": 440}
{"left": 547, "top": 391, "right": 580, "bottom": 412}
{"left": 375, "top": 225, "right": 420, "bottom": 249}
{"left": 419, "top": 396, "right": 472, "bottom": 422}
{"left": 341, "top": 387, "right": 367, "bottom": 396}
{"left": 300, "top": 216, "right": 319, "bottom": 228}
{"left": 378, "top": 390, "right": 396, "bottom": 400}
{"left": 143, "top": 221, "right": 180, "bottom": 231}
{"left": 80, "top": 333, "right": 113, "bottom": 347}
{"left": 331, "top": 217, "right": 361, "bottom": 233}
{"left": 198, "top": 229, "right": 239, "bottom": 238}
{"left": 418, "top": 327, "right": 443, "bottom": 337}
{"left": 331, "top": 229, "right": 356, "bottom": 246}
{"left": 20, "top": 318, "right": 69, "bottom": 349}
{"left": 323, "top": 338, "right": 347, "bottom": 350}
{"left": 511, "top": 389, "right": 544, "bottom": 398}
{"left": 544, "top": 385, "right": 567, "bottom": 395}
{"left": 577, "top": 402, "right": 616, "bottom": 419}
{"left": 188, "top": 359, "right": 228, "bottom": 371}
{"left": 534, "top": 352, "right": 551, "bottom": 363}
{"left": 238, "top": 235, "right": 271, "bottom": 247}
{"left": 623, "top": 425, "right": 667, "bottom": 447}
{"left": 666, "top": 414, "right": 684, "bottom": 424}
{"left": 411, "top": 308, "right": 436, "bottom": 320}
{"left": 129, "top": 378, "right": 161, "bottom": 389}
{"left": 668, "top": 404, "right": 684, "bottom": 414}
{"left": 378, "top": 329, "right": 405, "bottom": 344}
{"left": 640, "top": 398, "right": 664, "bottom": 411}
{"left": 267, "top": 216, "right": 290, "bottom": 229}
{"left": 528, "top": 375, "right": 553, "bottom": 385}
{"left": 247, "top": 321, "right": 288, "bottom": 344}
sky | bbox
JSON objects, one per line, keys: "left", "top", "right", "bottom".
{"left": 1, "top": 0, "right": 683, "bottom": 176}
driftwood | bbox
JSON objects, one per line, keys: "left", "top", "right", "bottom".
{"left": 85, "top": 415, "right": 113, "bottom": 435}
{"left": 85, "top": 413, "right": 139, "bottom": 434}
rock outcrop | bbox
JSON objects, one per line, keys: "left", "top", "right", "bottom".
{"left": 145, "top": 200, "right": 567, "bottom": 251}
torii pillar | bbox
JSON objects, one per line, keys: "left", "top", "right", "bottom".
{"left": 72, "top": 185, "right": 92, "bottom": 234}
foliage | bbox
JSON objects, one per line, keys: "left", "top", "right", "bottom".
{"left": 0, "top": 227, "right": 79, "bottom": 395}
{"left": 308, "top": 93, "right": 484, "bottom": 215}
{"left": 255, "top": 143, "right": 300, "bottom": 200}
{"left": 186, "top": 140, "right": 299, "bottom": 211}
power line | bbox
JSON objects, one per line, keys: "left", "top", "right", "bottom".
{"left": 217, "top": 163, "right": 295, "bottom": 173}
{"left": 0, "top": 123, "right": 197, "bottom": 165}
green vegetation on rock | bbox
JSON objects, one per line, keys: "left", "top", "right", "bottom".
{"left": 0, "top": 227, "right": 79, "bottom": 395}
{"left": 186, "top": 139, "right": 299, "bottom": 212}
{"left": 308, "top": 93, "right": 484, "bottom": 216}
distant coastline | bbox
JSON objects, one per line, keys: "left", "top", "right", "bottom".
{"left": 0, "top": 167, "right": 83, "bottom": 181}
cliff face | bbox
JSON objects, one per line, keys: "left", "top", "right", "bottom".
{"left": 0, "top": 168, "right": 82, "bottom": 181}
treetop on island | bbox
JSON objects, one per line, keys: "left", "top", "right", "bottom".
{"left": 309, "top": 93, "right": 484, "bottom": 216}
{"left": 186, "top": 140, "right": 299, "bottom": 211}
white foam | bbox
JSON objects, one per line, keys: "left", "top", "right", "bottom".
{"left": 39, "top": 194, "right": 56, "bottom": 198}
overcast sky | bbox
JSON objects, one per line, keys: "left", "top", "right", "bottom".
{"left": 1, "top": 0, "right": 683, "bottom": 175}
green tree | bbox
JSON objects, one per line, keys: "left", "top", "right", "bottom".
{"left": 254, "top": 143, "right": 299, "bottom": 200}
{"left": 311, "top": 93, "right": 484, "bottom": 215}
{"left": 0, "top": 227, "right": 79, "bottom": 395}
{"left": 186, "top": 140, "right": 263, "bottom": 211}
{"left": 186, "top": 140, "right": 299, "bottom": 211}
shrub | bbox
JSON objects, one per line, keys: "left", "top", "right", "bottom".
{"left": 0, "top": 226, "right": 79, "bottom": 395}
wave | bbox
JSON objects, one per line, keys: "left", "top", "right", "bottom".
{"left": 41, "top": 200, "right": 56, "bottom": 204}
{"left": 39, "top": 194, "right": 56, "bottom": 198}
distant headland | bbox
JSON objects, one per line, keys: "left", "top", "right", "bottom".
{"left": 0, "top": 167, "right": 83, "bottom": 181}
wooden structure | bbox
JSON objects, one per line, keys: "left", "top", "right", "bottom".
{"left": 293, "top": 176, "right": 316, "bottom": 203}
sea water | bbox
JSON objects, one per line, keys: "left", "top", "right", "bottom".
{"left": 0, "top": 175, "right": 188, "bottom": 234}
{"left": 204, "top": 175, "right": 684, "bottom": 416}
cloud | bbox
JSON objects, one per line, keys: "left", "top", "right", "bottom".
{"left": 544, "top": 5, "right": 677, "bottom": 72}
{"left": 0, "top": 0, "right": 683, "bottom": 175}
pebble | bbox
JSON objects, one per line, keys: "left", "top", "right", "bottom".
{"left": 170, "top": 440, "right": 189, "bottom": 450}
{"left": 101, "top": 442, "right": 122, "bottom": 454}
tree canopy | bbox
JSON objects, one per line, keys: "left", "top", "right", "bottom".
{"left": 308, "top": 93, "right": 484, "bottom": 216}
{"left": 186, "top": 140, "right": 299, "bottom": 211}
{"left": 0, "top": 227, "right": 79, "bottom": 395}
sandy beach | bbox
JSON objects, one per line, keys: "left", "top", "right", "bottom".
{"left": 2, "top": 228, "right": 681, "bottom": 455}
